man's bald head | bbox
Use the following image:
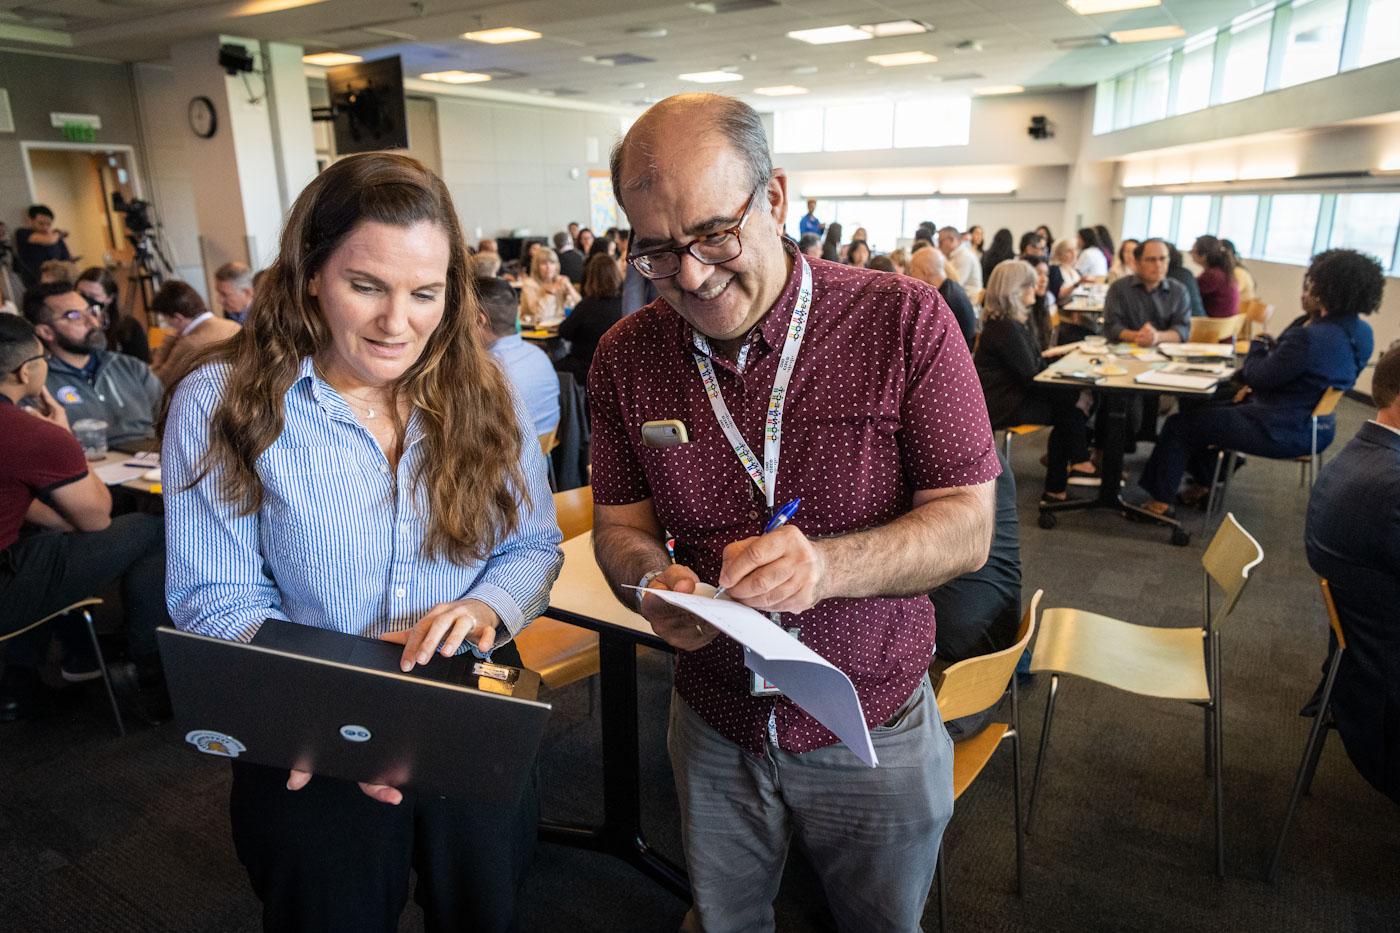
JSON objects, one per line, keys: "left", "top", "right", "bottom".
{"left": 909, "top": 245, "right": 946, "bottom": 287}
{"left": 611, "top": 94, "right": 772, "bottom": 215}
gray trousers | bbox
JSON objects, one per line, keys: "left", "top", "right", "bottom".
{"left": 667, "top": 676, "right": 954, "bottom": 933}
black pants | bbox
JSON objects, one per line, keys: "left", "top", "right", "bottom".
{"left": 1003, "top": 386, "right": 1091, "bottom": 494}
{"left": 0, "top": 513, "right": 167, "bottom": 667}
{"left": 228, "top": 641, "right": 538, "bottom": 933}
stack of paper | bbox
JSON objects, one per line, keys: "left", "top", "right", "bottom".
{"left": 1161, "top": 343, "right": 1235, "bottom": 358}
{"left": 1134, "top": 370, "right": 1220, "bottom": 390}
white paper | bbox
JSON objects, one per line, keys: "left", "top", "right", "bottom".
{"left": 1160, "top": 342, "right": 1235, "bottom": 358}
{"left": 1041, "top": 341, "right": 1082, "bottom": 359}
{"left": 643, "top": 588, "right": 878, "bottom": 767}
{"left": 95, "top": 452, "right": 160, "bottom": 487}
{"left": 1134, "top": 370, "right": 1219, "bottom": 390}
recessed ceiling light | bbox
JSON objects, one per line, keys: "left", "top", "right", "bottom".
{"left": 626, "top": 26, "right": 669, "bottom": 39}
{"left": 461, "top": 27, "right": 541, "bottom": 44}
{"left": 953, "top": 39, "right": 984, "bottom": 53}
{"left": 678, "top": 70, "right": 744, "bottom": 83}
{"left": 753, "top": 85, "right": 809, "bottom": 96}
{"left": 866, "top": 51, "right": 939, "bottom": 67}
{"left": 420, "top": 70, "right": 492, "bottom": 84}
{"left": 859, "top": 20, "right": 930, "bottom": 38}
{"left": 789, "top": 64, "right": 819, "bottom": 75}
{"left": 787, "top": 25, "right": 872, "bottom": 45}
{"left": 302, "top": 52, "right": 363, "bottom": 66}
{"left": 975, "top": 84, "right": 1025, "bottom": 95}
{"left": 1109, "top": 25, "right": 1186, "bottom": 43}
{"left": 618, "top": 81, "right": 647, "bottom": 89}
{"left": 1067, "top": 0, "right": 1160, "bottom": 14}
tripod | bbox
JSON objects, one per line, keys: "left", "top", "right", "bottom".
{"left": 121, "top": 231, "right": 174, "bottom": 325}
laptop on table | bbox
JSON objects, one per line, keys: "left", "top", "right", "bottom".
{"left": 158, "top": 620, "right": 550, "bottom": 808}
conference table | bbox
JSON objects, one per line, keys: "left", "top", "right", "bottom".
{"left": 536, "top": 531, "right": 690, "bottom": 900}
{"left": 1033, "top": 344, "right": 1235, "bottom": 546}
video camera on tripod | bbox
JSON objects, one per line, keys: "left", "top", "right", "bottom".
{"left": 111, "top": 192, "right": 175, "bottom": 319}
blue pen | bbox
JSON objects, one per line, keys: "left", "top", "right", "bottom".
{"left": 715, "top": 497, "right": 801, "bottom": 599}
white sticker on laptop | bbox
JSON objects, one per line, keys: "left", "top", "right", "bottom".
{"left": 185, "top": 730, "right": 246, "bottom": 758}
{"left": 339, "top": 724, "right": 372, "bottom": 743}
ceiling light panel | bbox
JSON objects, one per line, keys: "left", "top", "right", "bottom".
{"left": 1066, "top": 0, "right": 1161, "bottom": 14}
{"left": 753, "top": 85, "right": 809, "bottom": 96}
{"left": 461, "top": 27, "right": 541, "bottom": 44}
{"left": 975, "top": 85, "right": 1025, "bottom": 95}
{"left": 859, "top": 20, "right": 930, "bottom": 38}
{"left": 866, "top": 51, "right": 939, "bottom": 67}
{"left": 787, "top": 25, "right": 872, "bottom": 45}
{"left": 1109, "top": 25, "right": 1186, "bottom": 43}
{"left": 302, "top": 52, "right": 362, "bottom": 66}
{"left": 419, "top": 70, "right": 492, "bottom": 84}
{"left": 678, "top": 70, "right": 744, "bottom": 83}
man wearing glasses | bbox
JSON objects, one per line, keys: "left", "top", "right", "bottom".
{"left": 588, "top": 94, "right": 999, "bottom": 932}
{"left": 22, "top": 282, "right": 162, "bottom": 447}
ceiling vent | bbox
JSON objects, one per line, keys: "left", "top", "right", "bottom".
{"left": 687, "top": 0, "right": 780, "bottom": 13}
{"left": 581, "top": 52, "right": 656, "bottom": 66}
{"left": 1054, "top": 34, "right": 1115, "bottom": 49}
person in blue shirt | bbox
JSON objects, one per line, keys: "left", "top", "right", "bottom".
{"left": 798, "top": 198, "right": 824, "bottom": 238}
{"left": 475, "top": 275, "right": 561, "bottom": 437}
{"left": 13, "top": 204, "right": 72, "bottom": 289}
{"left": 1138, "top": 248, "right": 1381, "bottom": 516}
{"left": 163, "top": 152, "right": 563, "bottom": 933}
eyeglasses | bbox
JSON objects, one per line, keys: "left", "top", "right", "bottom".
{"left": 628, "top": 184, "right": 763, "bottom": 280}
{"left": 11, "top": 350, "right": 49, "bottom": 375}
{"left": 55, "top": 306, "right": 103, "bottom": 323}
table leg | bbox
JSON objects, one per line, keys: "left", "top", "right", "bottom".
{"left": 538, "top": 630, "right": 690, "bottom": 901}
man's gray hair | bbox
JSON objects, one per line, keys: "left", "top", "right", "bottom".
{"left": 610, "top": 94, "right": 772, "bottom": 216}
{"left": 214, "top": 261, "right": 254, "bottom": 289}
{"left": 552, "top": 231, "right": 570, "bottom": 251}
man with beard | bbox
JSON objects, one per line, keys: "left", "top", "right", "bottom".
{"left": 23, "top": 283, "right": 162, "bottom": 446}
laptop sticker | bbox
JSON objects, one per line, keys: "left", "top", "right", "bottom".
{"left": 185, "top": 730, "right": 247, "bottom": 758}
{"left": 339, "top": 724, "right": 372, "bottom": 742}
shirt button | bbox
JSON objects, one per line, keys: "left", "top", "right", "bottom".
{"left": 748, "top": 509, "right": 759, "bottom": 520}
{"left": 394, "top": 587, "right": 406, "bottom": 598}
{"left": 379, "top": 465, "right": 389, "bottom": 474}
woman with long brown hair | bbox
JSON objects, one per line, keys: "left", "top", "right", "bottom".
{"left": 162, "top": 152, "right": 562, "bottom": 932}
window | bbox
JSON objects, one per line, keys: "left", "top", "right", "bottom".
{"left": 1133, "top": 58, "right": 1171, "bottom": 124}
{"left": 1093, "top": 80, "right": 1115, "bottom": 135}
{"left": 1278, "top": 0, "right": 1347, "bottom": 88}
{"left": 1354, "top": 0, "right": 1400, "bottom": 67}
{"left": 894, "top": 98, "right": 971, "bottom": 148}
{"left": 1177, "top": 195, "right": 1214, "bottom": 248}
{"left": 823, "top": 102, "right": 893, "bottom": 152}
{"left": 1262, "top": 193, "right": 1323, "bottom": 263}
{"left": 1219, "top": 9, "right": 1274, "bottom": 103}
{"left": 1122, "top": 197, "right": 1151, "bottom": 240}
{"left": 1173, "top": 32, "right": 1217, "bottom": 114}
{"left": 1330, "top": 193, "right": 1400, "bottom": 268}
{"left": 1218, "top": 196, "right": 1260, "bottom": 256}
{"left": 1113, "top": 72, "right": 1137, "bottom": 128}
{"left": 830, "top": 199, "right": 903, "bottom": 252}
{"left": 1147, "top": 195, "right": 1175, "bottom": 239}
{"left": 774, "top": 108, "right": 823, "bottom": 153}
{"left": 903, "top": 198, "right": 969, "bottom": 237}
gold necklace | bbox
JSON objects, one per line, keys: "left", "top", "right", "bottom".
{"left": 314, "top": 362, "right": 383, "bottom": 420}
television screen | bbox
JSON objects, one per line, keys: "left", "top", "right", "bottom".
{"left": 326, "top": 56, "right": 408, "bottom": 154}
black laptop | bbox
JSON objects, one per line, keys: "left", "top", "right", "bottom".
{"left": 158, "top": 621, "right": 549, "bottom": 807}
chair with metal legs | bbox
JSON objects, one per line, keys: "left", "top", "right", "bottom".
{"left": 931, "top": 589, "right": 1042, "bottom": 926}
{"left": 1025, "top": 514, "right": 1263, "bottom": 878}
{"left": 1267, "top": 578, "right": 1347, "bottom": 882}
{"left": 1, "top": 598, "right": 126, "bottom": 736}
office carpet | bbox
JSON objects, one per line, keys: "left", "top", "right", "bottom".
{"left": 1, "top": 397, "right": 1397, "bottom": 932}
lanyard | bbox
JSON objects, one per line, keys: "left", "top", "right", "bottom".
{"left": 692, "top": 253, "right": 813, "bottom": 511}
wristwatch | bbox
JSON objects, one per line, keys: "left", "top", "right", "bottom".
{"left": 636, "top": 569, "right": 665, "bottom": 609}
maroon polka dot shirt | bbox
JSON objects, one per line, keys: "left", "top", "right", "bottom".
{"left": 588, "top": 249, "right": 999, "bottom": 755}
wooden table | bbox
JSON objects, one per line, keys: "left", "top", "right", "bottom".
{"left": 92, "top": 451, "right": 163, "bottom": 496}
{"left": 536, "top": 531, "right": 689, "bottom": 901}
{"left": 1033, "top": 348, "right": 1232, "bottom": 546}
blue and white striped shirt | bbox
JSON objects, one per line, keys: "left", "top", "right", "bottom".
{"left": 163, "top": 357, "right": 563, "bottom": 651}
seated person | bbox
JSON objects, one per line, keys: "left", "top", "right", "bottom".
{"left": 557, "top": 253, "right": 624, "bottom": 383}
{"left": 1167, "top": 242, "right": 1206, "bottom": 317}
{"left": 149, "top": 281, "right": 240, "bottom": 390}
{"left": 39, "top": 259, "right": 76, "bottom": 285}
{"left": 908, "top": 244, "right": 975, "bottom": 351}
{"left": 1103, "top": 238, "right": 1190, "bottom": 347}
{"left": 470, "top": 251, "right": 503, "bottom": 279}
{"left": 476, "top": 276, "right": 560, "bottom": 436}
{"left": 797, "top": 233, "right": 822, "bottom": 259}
{"left": 0, "top": 315, "right": 168, "bottom": 722}
{"left": 77, "top": 266, "right": 149, "bottom": 363}
{"left": 974, "top": 260, "right": 1095, "bottom": 502}
{"left": 1305, "top": 342, "right": 1400, "bottom": 804}
{"left": 1192, "top": 235, "right": 1239, "bottom": 319}
{"left": 518, "top": 247, "right": 579, "bottom": 326}
{"left": 554, "top": 230, "right": 585, "bottom": 285}
{"left": 23, "top": 283, "right": 162, "bottom": 447}
{"left": 213, "top": 262, "right": 255, "bottom": 325}
{"left": 13, "top": 204, "right": 72, "bottom": 289}
{"left": 1138, "top": 248, "right": 1380, "bottom": 515}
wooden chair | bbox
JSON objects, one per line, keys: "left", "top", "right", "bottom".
{"left": 1238, "top": 298, "right": 1274, "bottom": 341}
{"left": 537, "top": 428, "right": 559, "bottom": 457}
{"left": 1188, "top": 315, "right": 1245, "bottom": 345}
{"left": 514, "top": 487, "right": 600, "bottom": 693}
{"left": 1001, "top": 424, "right": 1048, "bottom": 463}
{"left": 1267, "top": 579, "right": 1346, "bottom": 882}
{"left": 1026, "top": 514, "right": 1263, "bottom": 878}
{"left": 1205, "top": 387, "right": 1345, "bottom": 518}
{"left": 1, "top": 598, "right": 125, "bottom": 736}
{"left": 931, "top": 590, "right": 1042, "bottom": 929}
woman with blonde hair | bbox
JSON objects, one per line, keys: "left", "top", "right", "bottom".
{"left": 518, "top": 245, "right": 580, "bottom": 326}
{"left": 163, "top": 152, "right": 562, "bottom": 932}
{"left": 974, "top": 260, "right": 1095, "bottom": 501}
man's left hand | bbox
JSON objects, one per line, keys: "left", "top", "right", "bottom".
{"left": 1136, "top": 323, "right": 1159, "bottom": 347}
{"left": 718, "top": 525, "right": 828, "bottom": 615}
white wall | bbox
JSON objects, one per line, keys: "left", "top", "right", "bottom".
{"left": 131, "top": 62, "right": 204, "bottom": 295}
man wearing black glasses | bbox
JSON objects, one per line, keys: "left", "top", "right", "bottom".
{"left": 588, "top": 93, "right": 999, "bottom": 932}
{"left": 21, "top": 282, "right": 162, "bottom": 447}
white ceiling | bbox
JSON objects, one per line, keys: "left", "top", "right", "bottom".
{"left": 1, "top": 0, "right": 1268, "bottom": 107}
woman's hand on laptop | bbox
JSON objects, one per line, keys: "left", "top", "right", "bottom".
{"left": 286, "top": 769, "right": 403, "bottom": 805}
{"left": 380, "top": 598, "right": 500, "bottom": 672}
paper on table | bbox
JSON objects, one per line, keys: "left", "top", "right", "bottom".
{"left": 95, "top": 462, "right": 146, "bottom": 485}
{"left": 1134, "top": 370, "right": 1219, "bottom": 390}
{"left": 1160, "top": 343, "right": 1234, "bottom": 358}
{"left": 1129, "top": 349, "right": 1168, "bottom": 362}
{"left": 1041, "top": 341, "right": 1083, "bottom": 359}
{"left": 643, "top": 588, "right": 878, "bottom": 767}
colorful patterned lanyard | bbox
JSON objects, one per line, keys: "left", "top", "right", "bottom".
{"left": 692, "top": 254, "right": 813, "bottom": 511}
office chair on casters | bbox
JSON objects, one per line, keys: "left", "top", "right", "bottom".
{"left": 2, "top": 598, "right": 126, "bottom": 736}
{"left": 1267, "top": 578, "right": 1347, "bottom": 883}
{"left": 1025, "top": 514, "right": 1263, "bottom": 879}
{"left": 931, "top": 590, "right": 1042, "bottom": 930}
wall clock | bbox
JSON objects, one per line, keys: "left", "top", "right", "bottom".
{"left": 188, "top": 96, "right": 217, "bottom": 139}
